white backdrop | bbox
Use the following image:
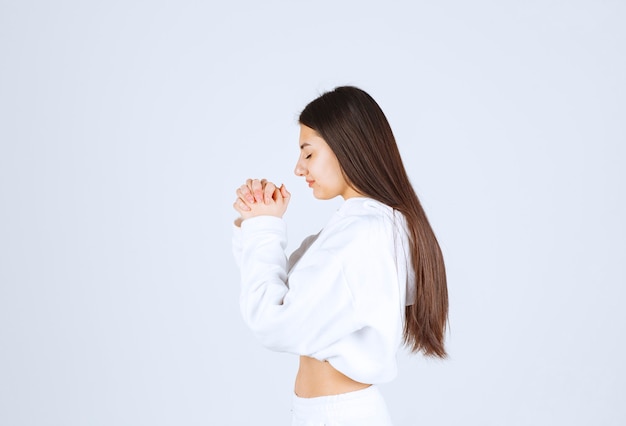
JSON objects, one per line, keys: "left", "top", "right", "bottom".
{"left": 1, "top": 1, "right": 624, "bottom": 425}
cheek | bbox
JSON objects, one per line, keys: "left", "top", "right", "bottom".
{"left": 325, "top": 157, "right": 343, "bottom": 182}
{"left": 316, "top": 152, "right": 335, "bottom": 176}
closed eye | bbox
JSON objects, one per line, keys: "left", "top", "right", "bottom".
{"left": 305, "top": 154, "right": 312, "bottom": 159}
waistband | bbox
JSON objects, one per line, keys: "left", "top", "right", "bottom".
{"left": 293, "top": 385, "right": 380, "bottom": 407}
{"left": 291, "top": 385, "right": 392, "bottom": 424}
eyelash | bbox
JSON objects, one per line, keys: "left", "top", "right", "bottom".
{"left": 305, "top": 154, "right": 312, "bottom": 159}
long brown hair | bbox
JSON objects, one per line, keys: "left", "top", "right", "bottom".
{"left": 299, "top": 86, "right": 448, "bottom": 358}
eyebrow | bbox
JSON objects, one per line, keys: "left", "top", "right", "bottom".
{"left": 300, "top": 142, "right": 311, "bottom": 150}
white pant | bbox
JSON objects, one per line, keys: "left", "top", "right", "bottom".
{"left": 291, "top": 385, "right": 394, "bottom": 426}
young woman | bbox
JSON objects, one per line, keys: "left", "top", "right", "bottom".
{"left": 232, "top": 86, "right": 448, "bottom": 425}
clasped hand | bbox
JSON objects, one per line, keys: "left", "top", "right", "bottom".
{"left": 233, "top": 178, "right": 290, "bottom": 223}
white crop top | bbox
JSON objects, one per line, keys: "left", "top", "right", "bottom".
{"left": 232, "top": 197, "right": 415, "bottom": 384}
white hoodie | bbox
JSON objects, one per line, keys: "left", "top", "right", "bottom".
{"left": 232, "top": 197, "right": 415, "bottom": 384}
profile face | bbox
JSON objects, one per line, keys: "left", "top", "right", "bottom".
{"left": 294, "top": 125, "right": 360, "bottom": 200}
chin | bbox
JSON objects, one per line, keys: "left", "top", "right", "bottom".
{"left": 313, "top": 192, "right": 337, "bottom": 201}
{"left": 312, "top": 189, "right": 326, "bottom": 200}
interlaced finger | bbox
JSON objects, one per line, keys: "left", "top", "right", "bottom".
{"left": 251, "top": 179, "right": 264, "bottom": 203}
{"left": 263, "top": 181, "right": 276, "bottom": 203}
{"left": 237, "top": 185, "right": 254, "bottom": 204}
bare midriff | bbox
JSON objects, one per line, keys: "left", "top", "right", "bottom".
{"left": 294, "top": 355, "right": 371, "bottom": 398}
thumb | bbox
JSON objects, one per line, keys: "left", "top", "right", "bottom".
{"left": 272, "top": 187, "right": 282, "bottom": 201}
{"left": 280, "top": 184, "right": 290, "bottom": 200}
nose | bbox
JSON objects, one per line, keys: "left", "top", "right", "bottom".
{"left": 294, "top": 160, "right": 305, "bottom": 176}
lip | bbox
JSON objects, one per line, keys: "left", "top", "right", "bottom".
{"left": 306, "top": 180, "right": 315, "bottom": 187}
